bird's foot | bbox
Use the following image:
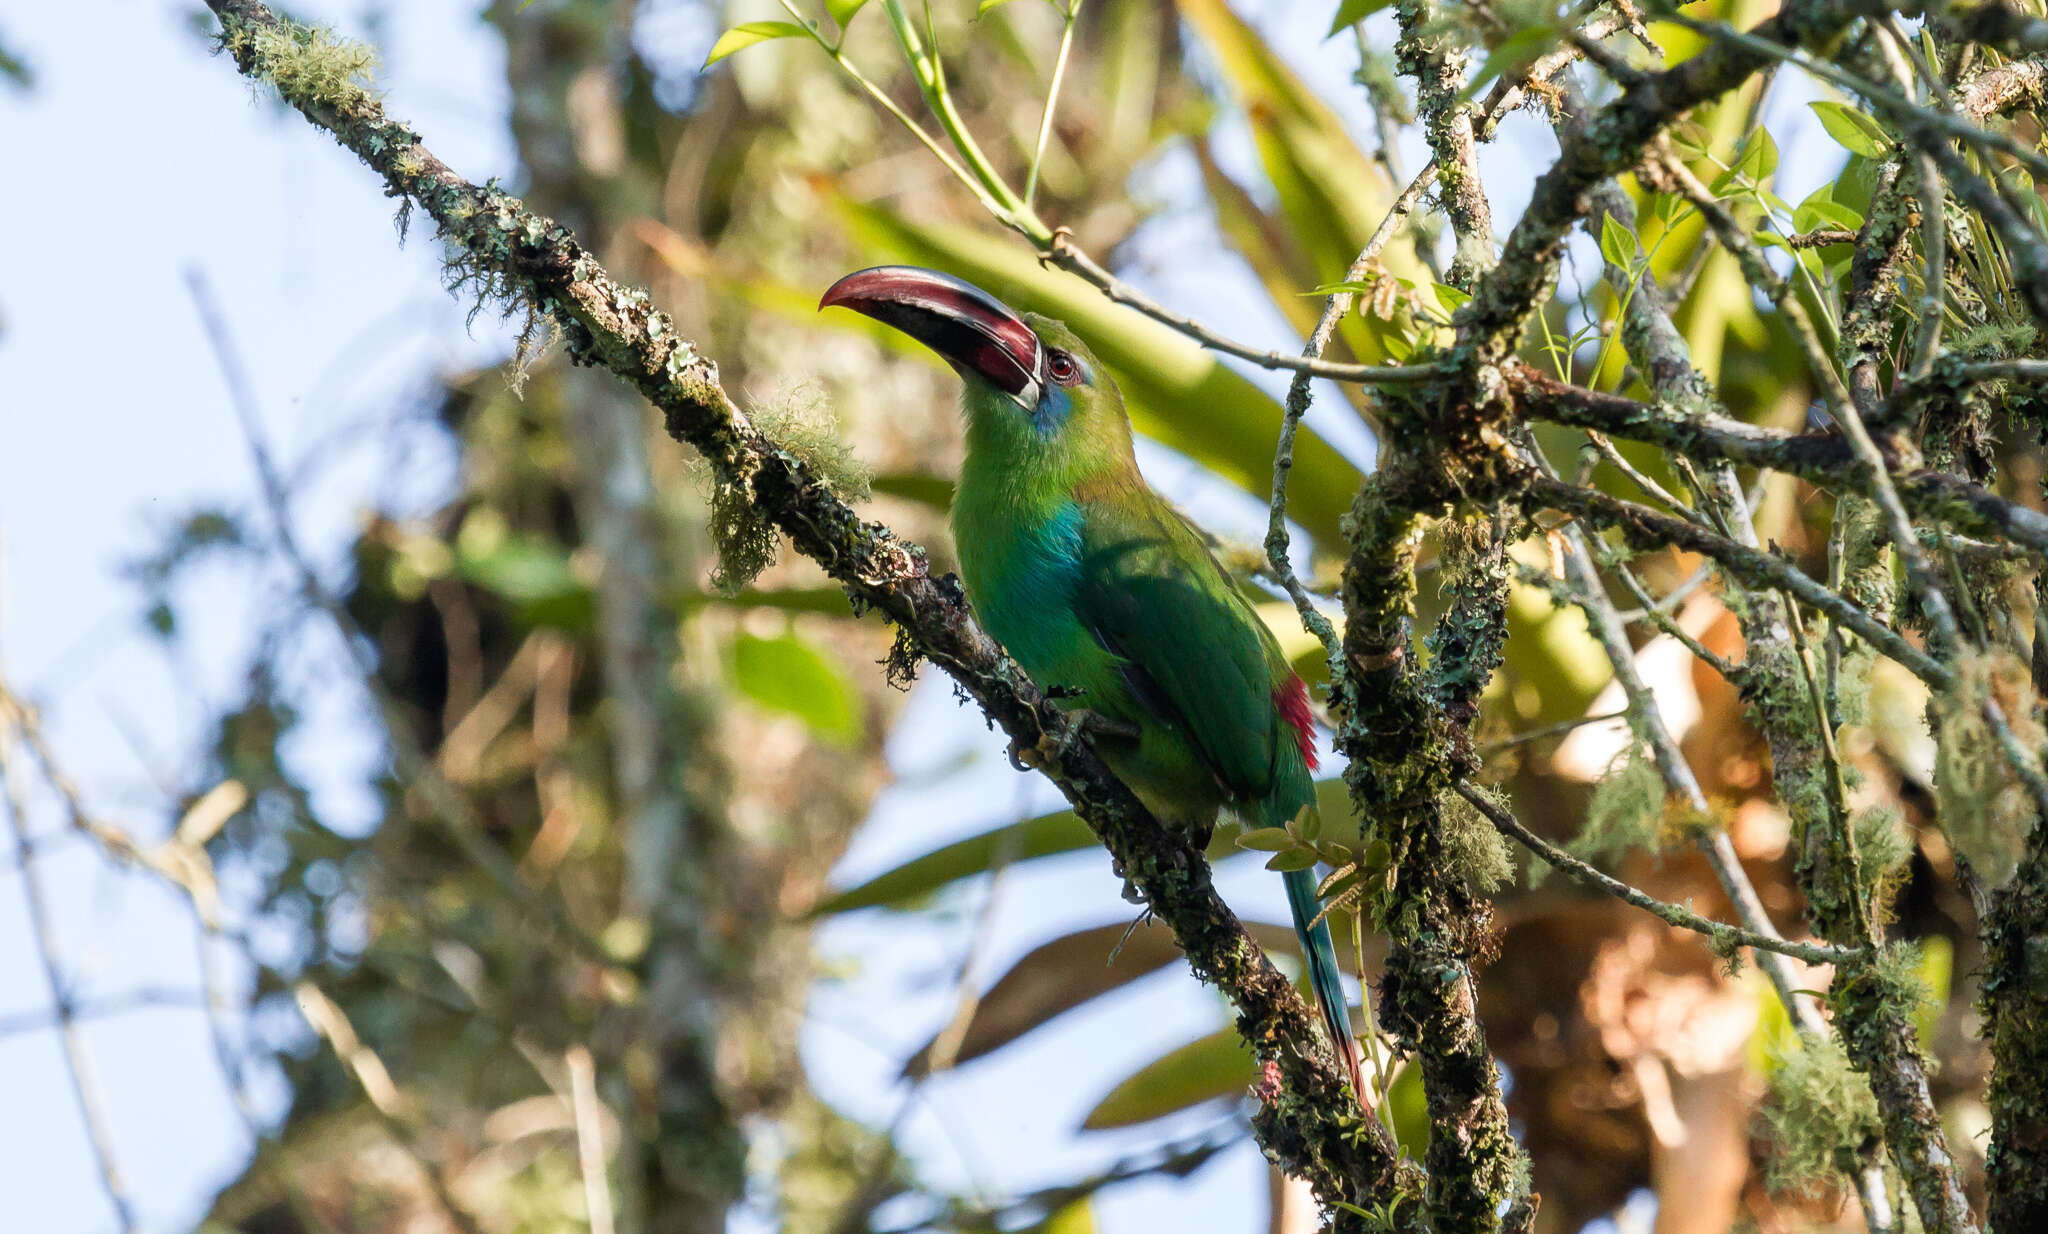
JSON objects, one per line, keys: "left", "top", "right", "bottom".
{"left": 1069, "top": 707, "right": 1140, "bottom": 745}
{"left": 1107, "top": 903, "right": 1155, "bottom": 965}
{"left": 1006, "top": 705, "right": 1137, "bottom": 772}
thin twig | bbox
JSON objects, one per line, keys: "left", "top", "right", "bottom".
{"left": 1458, "top": 784, "right": 1861, "bottom": 966}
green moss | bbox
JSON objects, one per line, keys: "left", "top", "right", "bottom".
{"left": 699, "top": 384, "right": 870, "bottom": 593}
{"left": 1560, "top": 740, "right": 1668, "bottom": 875}
{"left": 1932, "top": 648, "right": 2038, "bottom": 887}
{"left": 220, "top": 14, "right": 379, "bottom": 112}
{"left": 1759, "top": 1035, "right": 1884, "bottom": 1199}
{"left": 749, "top": 382, "right": 872, "bottom": 504}
{"left": 1853, "top": 805, "right": 1915, "bottom": 916}
{"left": 1437, "top": 786, "right": 1513, "bottom": 894}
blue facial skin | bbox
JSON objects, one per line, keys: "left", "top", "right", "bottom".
{"left": 1031, "top": 353, "right": 1091, "bottom": 436}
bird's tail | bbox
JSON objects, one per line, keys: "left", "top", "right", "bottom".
{"left": 1282, "top": 866, "right": 1367, "bottom": 1107}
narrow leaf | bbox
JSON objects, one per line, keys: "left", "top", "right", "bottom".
{"left": 1325, "top": 0, "right": 1393, "bottom": 36}
{"left": 827, "top": 0, "right": 872, "bottom": 27}
{"left": 702, "top": 21, "right": 808, "bottom": 68}
{"left": 731, "top": 631, "right": 865, "bottom": 746}
{"left": 1081, "top": 1028, "right": 1255, "bottom": 1130}
{"left": 1457, "top": 27, "right": 1557, "bottom": 104}
{"left": 900, "top": 919, "right": 1358, "bottom": 1074}
{"left": 1236, "top": 827, "right": 1296, "bottom": 852}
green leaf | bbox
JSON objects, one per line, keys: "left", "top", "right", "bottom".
{"left": 822, "top": 778, "right": 1363, "bottom": 912}
{"left": 1431, "top": 283, "right": 1472, "bottom": 316}
{"left": 1793, "top": 197, "right": 1864, "bottom": 235}
{"left": 1809, "top": 101, "right": 1890, "bottom": 159}
{"left": 731, "top": 630, "right": 865, "bottom": 746}
{"left": 813, "top": 809, "right": 1097, "bottom": 912}
{"left": 1081, "top": 1028, "right": 1255, "bottom": 1130}
{"left": 1599, "top": 213, "right": 1639, "bottom": 272}
{"left": 1025, "top": 1200, "right": 1095, "bottom": 1234}
{"left": 1174, "top": 0, "right": 1422, "bottom": 367}
{"left": 1710, "top": 128, "right": 1778, "bottom": 194}
{"left": 900, "top": 920, "right": 1326, "bottom": 1074}
{"left": 1458, "top": 27, "right": 1558, "bottom": 104}
{"left": 458, "top": 534, "right": 594, "bottom": 629}
{"left": 828, "top": 0, "right": 872, "bottom": 26}
{"left": 682, "top": 586, "right": 856, "bottom": 618}
{"left": 1325, "top": 0, "right": 1393, "bottom": 36}
{"left": 1236, "top": 827, "right": 1296, "bottom": 852}
{"left": 702, "top": 21, "right": 809, "bottom": 68}
{"left": 1265, "top": 848, "right": 1321, "bottom": 872}
{"left": 868, "top": 471, "right": 953, "bottom": 509}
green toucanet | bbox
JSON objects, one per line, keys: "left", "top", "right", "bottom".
{"left": 822, "top": 266, "right": 1362, "bottom": 1098}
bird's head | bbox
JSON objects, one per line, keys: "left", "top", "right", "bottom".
{"left": 820, "top": 266, "right": 1131, "bottom": 462}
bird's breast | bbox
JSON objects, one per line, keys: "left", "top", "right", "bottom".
{"left": 951, "top": 498, "right": 1086, "bottom": 673}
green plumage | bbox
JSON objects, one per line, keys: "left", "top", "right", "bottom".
{"left": 951, "top": 316, "right": 1315, "bottom": 832}
{"left": 820, "top": 267, "right": 1360, "bottom": 1097}
{"left": 949, "top": 316, "right": 1357, "bottom": 1093}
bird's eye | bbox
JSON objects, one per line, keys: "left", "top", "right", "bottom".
{"left": 1046, "top": 349, "right": 1080, "bottom": 386}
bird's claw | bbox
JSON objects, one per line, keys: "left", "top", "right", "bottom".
{"left": 1070, "top": 707, "right": 1140, "bottom": 745}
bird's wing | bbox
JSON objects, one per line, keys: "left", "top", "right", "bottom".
{"left": 1073, "top": 495, "right": 1286, "bottom": 799}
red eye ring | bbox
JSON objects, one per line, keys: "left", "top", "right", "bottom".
{"left": 1046, "top": 350, "right": 1079, "bottom": 385}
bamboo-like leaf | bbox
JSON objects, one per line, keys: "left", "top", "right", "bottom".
{"left": 1458, "top": 27, "right": 1558, "bottom": 104}
{"left": 1081, "top": 1027, "right": 1255, "bottom": 1130}
{"left": 899, "top": 919, "right": 1338, "bottom": 1075}
{"left": 813, "top": 808, "right": 1098, "bottom": 913}
{"left": 826, "top": 0, "right": 872, "bottom": 29}
{"left": 1026, "top": 1200, "right": 1095, "bottom": 1234}
{"left": 680, "top": 586, "right": 856, "bottom": 617}
{"left": 1172, "top": 0, "right": 1422, "bottom": 346}
{"left": 822, "top": 778, "right": 1362, "bottom": 911}
{"left": 732, "top": 630, "right": 866, "bottom": 745}
{"left": 869, "top": 471, "right": 954, "bottom": 510}
{"left": 702, "top": 21, "right": 809, "bottom": 68}
{"left": 1236, "top": 827, "right": 1296, "bottom": 852}
{"left": 1326, "top": 0, "right": 1394, "bottom": 36}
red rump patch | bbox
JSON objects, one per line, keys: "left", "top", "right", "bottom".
{"left": 1274, "top": 675, "right": 1319, "bottom": 772}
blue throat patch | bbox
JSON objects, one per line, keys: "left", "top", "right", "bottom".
{"left": 1033, "top": 385, "right": 1073, "bottom": 436}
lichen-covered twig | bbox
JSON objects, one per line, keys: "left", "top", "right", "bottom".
{"left": 1458, "top": 785, "right": 1859, "bottom": 966}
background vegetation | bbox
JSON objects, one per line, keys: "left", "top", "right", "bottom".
{"left": 7, "top": 0, "right": 2048, "bottom": 1231}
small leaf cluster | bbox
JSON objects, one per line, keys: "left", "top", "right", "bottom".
{"left": 1238, "top": 808, "right": 1394, "bottom": 928}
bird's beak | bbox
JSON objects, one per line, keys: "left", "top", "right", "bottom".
{"left": 820, "top": 266, "right": 1044, "bottom": 408}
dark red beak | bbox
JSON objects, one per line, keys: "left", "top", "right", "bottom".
{"left": 820, "top": 266, "right": 1044, "bottom": 406}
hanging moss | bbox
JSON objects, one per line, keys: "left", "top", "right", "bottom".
{"left": 1853, "top": 805, "right": 1915, "bottom": 918}
{"left": 749, "top": 382, "right": 873, "bottom": 505}
{"left": 701, "top": 384, "right": 870, "bottom": 593}
{"left": 1437, "top": 786, "right": 1514, "bottom": 894}
{"left": 1932, "top": 649, "right": 2040, "bottom": 887}
{"left": 1560, "top": 741, "right": 1668, "bottom": 875}
{"left": 1759, "top": 1035, "right": 1885, "bottom": 1199}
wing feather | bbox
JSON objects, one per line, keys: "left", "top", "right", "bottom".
{"left": 1074, "top": 498, "right": 1286, "bottom": 799}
